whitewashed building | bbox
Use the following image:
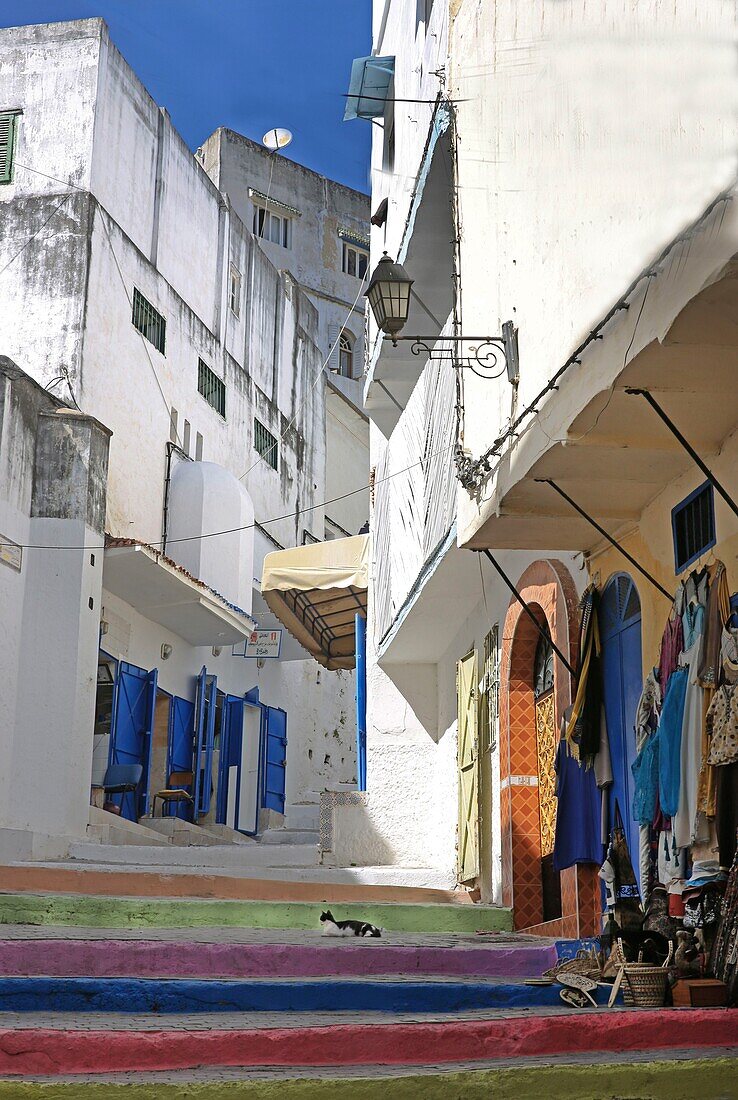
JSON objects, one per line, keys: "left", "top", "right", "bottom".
{"left": 0, "top": 18, "right": 369, "bottom": 860}
{"left": 336, "top": 0, "right": 738, "bottom": 933}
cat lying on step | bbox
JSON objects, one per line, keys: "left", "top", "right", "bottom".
{"left": 320, "top": 909, "right": 382, "bottom": 938}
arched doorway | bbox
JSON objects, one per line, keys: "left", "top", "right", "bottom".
{"left": 500, "top": 558, "right": 601, "bottom": 936}
{"left": 533, "top": 627, "right": 562, "bottom": 922}
{"left": 600, "top": 573, "right": 643, "bottom": 885}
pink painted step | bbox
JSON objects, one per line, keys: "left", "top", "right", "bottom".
{"left": 0, "top": 1010, "right": 734, "bottom": 1076}
{"left": 0, "top": 938, "right": 557, "bottom": 980}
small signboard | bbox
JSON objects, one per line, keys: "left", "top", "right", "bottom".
{"left": 0, "top": 534, "right": 22, "bottom": 572}
{"left": 244, "top": 629, "right": 282, "bottom": 659}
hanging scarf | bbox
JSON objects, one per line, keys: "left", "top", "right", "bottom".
{"left": 566, "top": 586, "right": 603, "bottom": 765}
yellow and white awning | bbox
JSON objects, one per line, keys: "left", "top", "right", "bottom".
{"left": 261, "top": 535, "right": 369, "bottom": 671}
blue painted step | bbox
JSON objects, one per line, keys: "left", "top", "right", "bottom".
{"left": 0, "top": 977, "right": 617, "bottom": 1014}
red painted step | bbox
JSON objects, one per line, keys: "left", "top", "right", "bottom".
{"left": 0, "top": 1009, "right": 735, "bottom": 1076}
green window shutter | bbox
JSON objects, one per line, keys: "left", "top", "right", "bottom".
{"left": 457, "top": 649, "right": 480, "bottom": 884}
{"left": 0, "top": 112, "right": 17, "bottom": 184}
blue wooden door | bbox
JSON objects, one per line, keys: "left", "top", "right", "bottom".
{"left": 601, "top": 574, "right": 643, "bottom": 885}
{"left": 110, "top": 662, "right": 157, "bottom": 821}
{"left": 193, "top": 668, "right": 217, "bottom": 818}
{"left": 262, "top": 706, "right": 287, "bottom": 814}
{"left": 167, "top": 697, "right": 196, "bottom": 820}
{"left": 217, "top": 695, "right": 244, "bottom": 825}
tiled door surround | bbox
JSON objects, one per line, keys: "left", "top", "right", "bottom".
{"left": 498, "top": 559, "right": 601, "bottom": 937}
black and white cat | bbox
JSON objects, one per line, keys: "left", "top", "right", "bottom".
{"left": 320, "top": 909, "right": 382, "bottom": 938}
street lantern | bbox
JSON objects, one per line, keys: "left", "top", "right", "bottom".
{"left": 366, "top": 253, "right": 413, "bottom": 341}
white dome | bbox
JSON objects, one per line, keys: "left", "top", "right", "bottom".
{"left": 167, "top": 460, "right": 254, "bottom": 614}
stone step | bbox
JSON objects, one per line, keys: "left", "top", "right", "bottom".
{"left": 0, "top": 863, "right": 474, "bottom": 907}
{"left": 259, "top": 829, "right": 319, "bottom": 846}
{"left": 0, "top": 1009, "right": 731, "bottom": 1077}
{"left": 0, "top": 975, "right": 620, "bottom": 1015}
{"left": 0, "top": 934, "right": 557, "bottom": 980}
{"left": 283, "top": 804, "right": 320, "bottom": 831}
{"left": 0, "top": 892, "right": 510, "bottom": 935}
{"left": 66, "top": 841, "right": 319, "bottom": 868}
{"left": 4, "top": 1049, "right": 735, "bottom": 1097}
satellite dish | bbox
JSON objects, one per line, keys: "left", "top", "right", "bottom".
{"left": 262, "top": 128, "right": 293, "bottom": 152}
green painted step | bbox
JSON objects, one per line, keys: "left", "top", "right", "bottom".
{"left": 0, "top": 1057, "right": 735, "bottom": 1099}
{"left": 0, "top": 893, "right": 512, "bottom": 935}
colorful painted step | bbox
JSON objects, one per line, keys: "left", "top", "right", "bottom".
{"left": 0, "top": 1055, "right": 737, "bottom": 1099}
{"left": 0, "top": 936, "right": 556, "bottom": 980}
{"left": 0, "top": 975, "right": 615, "bottom": 1014}
{"left": 0, "top": 892, "right": 512, "bottom": 934}
{"left": 1, "top": 1055, "right": 737, "bottom": 1099}
{"left": 0, "top": 864, "right": 473, "bottom": 905}
{"left": 0, "top": 1009, "right": 734, "bottom": 1076}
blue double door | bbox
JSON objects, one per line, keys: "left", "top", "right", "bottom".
{"left": 600, "top": 573, "right": 644, "bottom": 886}
{"left": 109, "top": 664, "right": 286, "bottom": 828}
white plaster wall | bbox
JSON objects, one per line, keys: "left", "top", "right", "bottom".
{"left": 450, "top": 0, "right": 738, "bottom": 471}
{"left": 199, "top": 129, "right": 370, "bottom": 386}
{"left": 325, "top": 391, "right": 370, "bottom": 538}
{"left": 0, "top": 18, "right": 361, "bottom": 840}
{"left": 369, "top": 0, "right": 448, "bottom": 277}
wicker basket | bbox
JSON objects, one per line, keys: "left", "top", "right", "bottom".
{"left": 621, "top": 964, "right": 668, "bottom": 1007}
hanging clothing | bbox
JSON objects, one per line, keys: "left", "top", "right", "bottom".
{"left": 697, "top": 686, "right": 718, "bottom": 817}
{"left": 632, "top": 733, "right": 659, "bottom": 826}
{"left": 673, "top": 601, "right": 707, "bottom": 850}
{"left": 658, "top": 665, "right": 689, "bottom": 818}
{"left": 566, "top": 586, "right": 603, "bottom": 764}
{"left": 698, "top": 560, "right": 731, "bottom": 687}
{"left": 553, "top": 719, "right": 602, "bottom": 872}
{"left": 658, "top": 612, "right": 684, "bottom": 694}
{"left": 635, "top": 669, "right": 661, "bottom": 752}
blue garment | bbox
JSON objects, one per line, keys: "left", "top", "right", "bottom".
{"left": 631, "top": 732, "right": 659, "bottom": 825}
{"left": 553, "top": 739, "right": 602, "bottom": 872}
{"left": 657, "top": 665, "right": 689, "bottom": 818}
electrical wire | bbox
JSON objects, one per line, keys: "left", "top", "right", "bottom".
{"left": 0, "top": 189, "right": 73, "bottom": 278}
{"left": 6, "top": 438, "right": 455, "bottom": 552}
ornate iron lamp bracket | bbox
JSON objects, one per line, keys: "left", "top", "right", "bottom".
{"left": 392, "top": 325, "right": 518, "bottom": 383}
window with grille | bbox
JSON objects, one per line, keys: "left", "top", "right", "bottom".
{"left": 254, "top": 418, "right": 279, "bottom": 470}
{"left": 229, "top": 264, "right": 241, "bottom": 317}
{"left": 339, "top": 332, "right": 354, "bottom": 377}
{"left": 672, "top": 481, "right": 716, "bottom": 574}
{"left": 0, "top": 111, "right": 19, "bottom": 183}
{"left": 197, "top": 359, "right": 226, "bottom": 418}
{"left": 480, "top": 626, "right": 499, "bottom": 753}
{"left": 342, "top": 243, "right": 368, "bottom": 279}
{"left": 253, "top": 206, "right": 292, "bottom": 249}
{"left": 132, "top": 288, "right": 166, "bottom": 354}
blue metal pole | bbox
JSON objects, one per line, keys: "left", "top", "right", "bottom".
{"left": 355, "top": 613, "right": 367, "bottom": 791}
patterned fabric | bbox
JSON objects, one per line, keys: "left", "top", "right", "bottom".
{"left": 635, "top": 670, "right": 661, "bottom": 752}
{"left": 706, "top": 684, "right": 738, "bottom": 766}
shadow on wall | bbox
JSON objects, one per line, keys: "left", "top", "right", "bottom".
{"left": 377, "top": 661, "right": 440, "bottom": 741}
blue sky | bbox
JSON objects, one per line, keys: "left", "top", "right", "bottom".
{"left": 0, "top": 0, "right": 371, "bottom": 192}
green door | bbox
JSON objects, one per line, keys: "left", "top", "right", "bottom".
{"left": 457, "top": 650, "right": 480, "bottom": 884}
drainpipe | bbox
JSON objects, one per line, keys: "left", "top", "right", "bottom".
{"left": 355, "top": 613, "right": 367, "bottom": 791}
{"left": 162, "top": 441, "right": 191, "bottom": 555}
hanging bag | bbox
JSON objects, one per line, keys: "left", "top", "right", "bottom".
{"left": 610, "top": 802, "right": 644, "bottom": 931}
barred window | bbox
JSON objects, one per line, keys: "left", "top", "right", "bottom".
{"left": 254, "top": 418, "right": 279, "bottom": 471}
{"left": 132, "top": 288, "right": 166, "bottom": 354}
{"left": 672, "top": 482, "right": 715, "bottom": 574}
{"left": 0, "top": 111, "right": 19, "bottom": 184}
{"left": 197, "top": 359, "right": 226, "bottom": 418}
